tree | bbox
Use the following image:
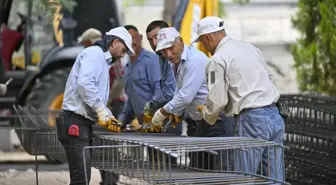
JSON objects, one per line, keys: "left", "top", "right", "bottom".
{"left": 36, "top": 0, "right": 76, "bottom": 15}
{"left": 291, "top": 0, "right": 336, "bottom": 96}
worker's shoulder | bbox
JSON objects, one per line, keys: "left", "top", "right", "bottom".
{"left": 82, "top": 45, "right": 104, "bottom": 56}
{"left": 188, "top": 46, "right": 208, "bottom": 63}
{"left": 227, "top": 38, "right": 259, "bottom": 53}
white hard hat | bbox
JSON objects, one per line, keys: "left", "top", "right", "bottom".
{"left": 191, "top": 16, "right": 225, "bottom": 43}
{"left": 155, "top": 27, "right": 180, "bottom": 52}
{"left": 78, "top": 28, "right": 102, "bottom": 44}
{"left": 106, "top": 27, "right": 135, "bottom": 56}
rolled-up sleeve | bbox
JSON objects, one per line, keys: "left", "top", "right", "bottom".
{"left": 150, "top": 61, "right": 175, "bottom": 110}
{"left": 163, "top": 59, "right": 205, "bottom": 116}
{"left": 77, "top": 51, "right": 104, "bottom": 112}
{"left": 202, "top": 59, "right": 229, "bottom": 124}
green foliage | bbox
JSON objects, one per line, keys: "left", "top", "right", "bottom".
{"left": 291, "top": 0, "right": 336, "bottom": 95}
{"left": 219, "top": 0, "right": 250, "bottom": 17}
{"left": 122, "top": 0, "right": 146, "bottom": 8}
{"left": 36, "top": 0, "right": 76, "bottom": 16}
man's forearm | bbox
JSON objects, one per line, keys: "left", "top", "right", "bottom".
{"left": 77, "top": 81, "right": 104, "bottom": 111}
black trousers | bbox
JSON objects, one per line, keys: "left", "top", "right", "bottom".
{"left": 189, "top": 116, "right": 235, "bottom": 171}
{"left": 56, "top": 110, "right": 118, "bottom": 185}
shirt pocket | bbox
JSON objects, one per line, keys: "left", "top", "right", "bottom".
{"left": 133, "top": 71, "right": 151, "bottom": 92}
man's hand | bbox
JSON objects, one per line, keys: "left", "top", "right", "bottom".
{"left": 197, "top": 104, "right": 219, "bottom": 125}
{"left": 96, "top": 106, "right": 114, "bottom": 127}
{"left": 143, "top": 101, "right": 152, "bottom": 114}
{"left": 143, "top": 101, "right": 153, "bottom": 124}
{"left": 197, "top": 105, "right": 206, "bottom": 114}
{"left": 107, "top": 118, "right": 123, "bottom": 133}
{"left": 152, "top": 108, "right": 168, "bottom": 125}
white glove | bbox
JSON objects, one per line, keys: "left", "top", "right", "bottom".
{"left": 181, "top": 120, "right": 188, "bottom": 137}
{"left": 0, "top": 84, "right": 7, "bottom": 96}
{"left": 96, "top": 106, "right": 115, "bottom": 127}
{"left": 152, "top": 109, "right": 167, "bottom": 124}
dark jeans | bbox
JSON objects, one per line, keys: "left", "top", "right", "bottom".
{"left": 56, "top": 110, "right": 118, "bottom": 185}
{"left": 189, "top": 115, "right": 235, "bottom": 171}
{"left": 147, "top": 119, "right": 179, "bottom": 166}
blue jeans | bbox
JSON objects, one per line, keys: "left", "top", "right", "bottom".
{"left": 234, "top": 105, "right": 285, "bottom": 182}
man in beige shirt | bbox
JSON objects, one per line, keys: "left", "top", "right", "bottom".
{"left": 193, "top": 16, "right": 285, "bottom": 182}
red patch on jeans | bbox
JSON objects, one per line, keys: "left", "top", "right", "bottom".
{"left": 68, "top": 124, "right": 79, "bottom": 136}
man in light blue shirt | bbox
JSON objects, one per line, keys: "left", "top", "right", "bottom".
{"left": 144, "top": 20, "right": 177, "bottom": 134}
{"left": 57, "top": 27, "right": 135, "bottom": 185}
{"left": 152, "top": 27, "right": 234, "bottom": 170}
{"left": 117, "top": 25, "right": 162, "bottom": 128}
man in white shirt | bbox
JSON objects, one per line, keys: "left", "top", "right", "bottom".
{"left": 193, "top": 16, "right": 285, "bottom": 181}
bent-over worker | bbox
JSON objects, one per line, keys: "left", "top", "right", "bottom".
{"left": 193, "top": 16, "right": 285, "bottom": 181}
{"left": 145, "top": 20, "right": 182, "bottom": 135}
{"left": 56, "top": 26, "right": 134, "bottom": 185}
{"left": 152, "top": 27, "right": 233, "bottom": 170}
{"left": 77, "top": 27, "right": 125, "bottom": 185}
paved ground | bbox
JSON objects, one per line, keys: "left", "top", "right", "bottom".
{"left": 0, "top": 152, "right": 148, "bottom": 185}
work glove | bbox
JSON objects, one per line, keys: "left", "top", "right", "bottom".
{"left": 196, "top": 105, "right": 206, "bottom": 114}
{"left": 107, "top": 120, "right": 123, "bottom": 133}
{"left": 152, "top": 109, "right": 168, "bottom": 125}
{"left": 143, "top": 101, "right": 153, "bottom": 114}
{"left": 96, "top": 106, "right": 115, "bottom": 127}
{"left": 0, "top": 84, "right": 7, "bottom": 96}
{"left": 197, "top": 104, "right": 219, "bottom": 125}
{"left": 126, "top": 119, "right": 142, "bottom": 132}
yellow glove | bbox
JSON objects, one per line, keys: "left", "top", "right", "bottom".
{"left": 107, "top": 118, "right": 123, "bottom": 133}
{"left": 143, "top": 111, "right": 153, "bottom": 124}
{"left": 169, "top": 115, "right": 182, "bottom": 128}
{"left": 197, "top": 105, "right": 206, "bottom": 114}
{"left": 96, "top": 106, "right": 114, "bottom": 127}
{"left": 141, "top": 111, "right": 153, "bottom": 133}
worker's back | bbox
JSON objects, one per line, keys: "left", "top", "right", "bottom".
{"left": 214, "top": 37, "right": 280, "bottom": 116}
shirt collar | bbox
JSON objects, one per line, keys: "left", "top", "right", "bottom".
{"left": 104, "top": 51, "right": 112, "bottom": 63}
{"left": 180, "top": 44, "right": 189, "bottom": 63}
{"left": 214, "top": 36, "right": 231, "bottom": 54}
{"left": 125, "top": 48, "right": 146, "bottom": 67}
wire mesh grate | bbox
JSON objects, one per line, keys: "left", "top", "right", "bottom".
{"left": 86, "top": 134, "right": 289, "bottom": 185}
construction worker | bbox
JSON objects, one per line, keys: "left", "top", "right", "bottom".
{"left": 117, "top": 25, "right": 162, "bottom": 130}
{"left": 78, "top": 28, "right": 127, "bottom": 119}
{"left": 77, "top": 28, "right": 123, "bottom": 185}
{"left": 152, "top": 27, "right": 233, "bottom": 169}
{"left": 193, "top": 16, "right": 285, "bottom": 180}
{"left": 56, "top": 26, "right": 134, "bottom": 185}
{"left": 145, "top": 20, "right": 182, "bottom": 135}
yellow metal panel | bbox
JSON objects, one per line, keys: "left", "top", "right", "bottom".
{"left": 179, "top": 0, "right": 204, "bottom": 45}
{"left": 179, "top": 0, "right": 218, "bottom": 57}
{"left": 53, "top": 6, "right": 64, "bottom": 47}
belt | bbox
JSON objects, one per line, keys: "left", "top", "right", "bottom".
{"left": 61, "top": 110, "right": 95, "bottom": 125}
{"left": 233, "top": 102, "right": 278, "bottom": 135}
{"left": 237, "top": 102, "right": 278, "bottom": 116}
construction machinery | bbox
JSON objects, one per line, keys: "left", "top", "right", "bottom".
{"left": 0, "top": 0, "right": 218, "bottom": 159}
